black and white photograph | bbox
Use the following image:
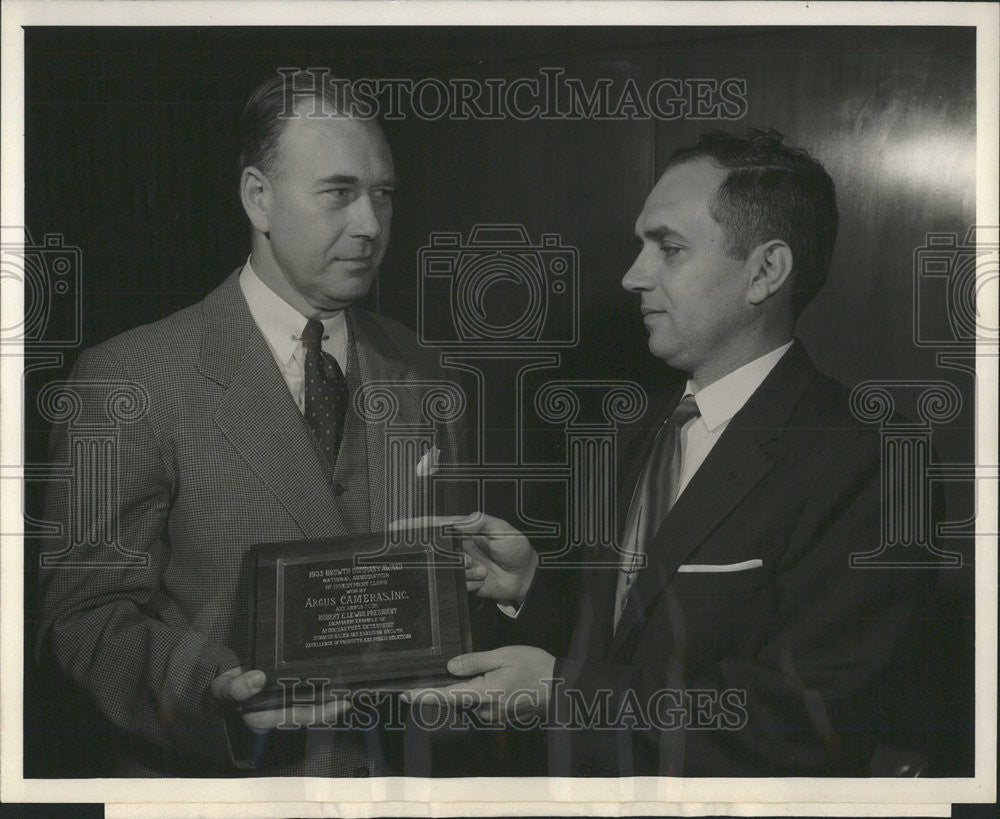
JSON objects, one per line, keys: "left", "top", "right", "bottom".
{"left": 1, "top": 1, "right": 996, "bottom": 815}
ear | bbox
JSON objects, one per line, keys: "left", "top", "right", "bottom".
{"left": 746, "top": 240, "right": 794, "bottom": 306}
{"left": 240, "top": 166, "right": 272, "bottom": 236}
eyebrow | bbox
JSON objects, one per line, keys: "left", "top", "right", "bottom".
{"left": 637, "top": 224, "right": 687, "bottom": 243}
{"left": 316, "top": 174, "right": 398, "bottom": 186}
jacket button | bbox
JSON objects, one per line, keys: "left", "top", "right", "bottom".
{"left": 334, "top": 483, "right": 346, "bottom": 496}
{"left": 353, "top": 765, "right": 370, "bottom": 777}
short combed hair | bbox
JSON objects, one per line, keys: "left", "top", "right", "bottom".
{"left": 665, "top": 129, "right": 838, "bottom": 316}
{"left": 239, "top": 72, "right": 363, "bottom": 177}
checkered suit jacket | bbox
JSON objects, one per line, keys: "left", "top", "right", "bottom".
{"left": 36, "top": 270, "right": 468, "bottom": 776}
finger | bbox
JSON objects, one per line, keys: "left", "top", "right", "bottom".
{"left": 446, "top": 650, "right": 508, "bottom": 678}
{"left": 399, "top": 685, "right": 448, "bottom": 705}
{"left": 463, "top": 513, "right": 521, "bottom": 537}
{"left": 242, "top": 708, "right": 281, "bottom": 732}
{"left": 209, "top": 667, "right": 243, "bottom": 702}
{"left": 462, "top": 537, "right": 499, "bottom": 570}
{"left": 475, "top": 704, "right": 504, "bottom": 726}
{"left": 230, "top": 670, "right": 267, "bottom": 703}
{"left": 241, "top": 696, "right": 353, "bottom": 731}
{"left": 213, "top": 669, "right": 267, "bottom": 704}
{"left": 388, "top": 515, "right": 472, "bottom": 532}
{"left": 445, "top": 511, "right": 500, "bottom": 534}
{"left": 400, "top": 677, "right": 487, "bottom": 705}
{"left": 465, "top": 563, "right": 488, "bottom": 581}
{"left": 465, "top": 578, "right": 485, "bottom": 593}
{"left": 318, "top": 697, "right": 353, "bottom": 723}
{"left": 293, "top": 698, "right": 352, "bottom": 727}
{"left": 464, "top": 532, "right": 517, "bottom": 565}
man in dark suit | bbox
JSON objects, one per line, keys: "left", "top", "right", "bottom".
{"left": 36, "top": 75, "right": 465, "bottom": 776}
{"left": 406, "top": 129, "right": 936, "bottom": 776}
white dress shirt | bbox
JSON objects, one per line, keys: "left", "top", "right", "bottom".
{"left": 239, "top": 260, "right": 348, "bottom": 413}
{"left": 507, "top": 342, "right": 795, "bottom": 623}
{"left": 610, "top": 341, "right": 793, "bottom": 630}
{"left": 674, "top": 341, "right": 793, "bottom": 500}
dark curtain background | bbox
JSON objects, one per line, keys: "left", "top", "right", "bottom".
{"left": 22, "top": 26, "right": 976, "bottom": 777}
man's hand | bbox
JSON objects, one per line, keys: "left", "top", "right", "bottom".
{"left": 391, "top": 513, "right": 538, "bottom": 605}
{"left": 210, "top": 668, "right": 351, "bottom": 732}
{"left": 401, "top": 646, "right": 556, "bottom": 725}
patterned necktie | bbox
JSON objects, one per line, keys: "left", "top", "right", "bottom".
{"left": 302, "top": 318, "right": 349, "bottom": 468}
{"left": 615, "top": 394, "right": 702, "bottom": 628}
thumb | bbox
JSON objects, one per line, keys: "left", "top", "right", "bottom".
{"left": 210, "top": 667, "right": 242, "bottom": 701}
{"left": 447, "top": 649, "right": 505, "bottom": 678}
{"left": 389, "top": 515, "right": 466, "bottom": 532}
{"left": 212, "top": 668, "right": 267, "bottom": 703}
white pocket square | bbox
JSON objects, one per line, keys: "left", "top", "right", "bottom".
{"left": 415, "top": 445, "right": 441, "bottom": 477}
{"left": 677, "top": 559, "right": 763, "bottom": 573}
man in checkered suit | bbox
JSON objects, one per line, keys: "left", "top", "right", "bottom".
{"left": 37, "top": 75, "right": 466, "bottom": 776}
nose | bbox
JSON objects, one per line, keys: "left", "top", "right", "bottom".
{"left": 347, "top": 193, "right": 384, "bottom": 240}
{"left": 621, "top": 248, "right": 652, "bottom": 293}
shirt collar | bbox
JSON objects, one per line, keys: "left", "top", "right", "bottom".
{"left": 239, "top": 258, "right": 345, "bottom": 365}
{"left": 686, "top": 341, "right": 794, "bottom": 432}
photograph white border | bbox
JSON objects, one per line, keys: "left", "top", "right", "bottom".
{"left": 2, "top": 2, "right": 996, "bottom": 814}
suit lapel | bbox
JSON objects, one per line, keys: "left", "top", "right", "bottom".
{"left": 608, "top": 427, "right": 776, "bottom": 654}
{"left": 607, "top": 342, "right": 816, "bottom": 657}
{"left": 347, "top": 308, "right": 419, "bottom": 533}
{"left": 199, "top": 271, "right": 347, "bottom": 538}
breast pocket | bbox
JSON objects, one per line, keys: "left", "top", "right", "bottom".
{"left": 650, "top": 566, "right": 772, "bottom": 668}
{"left": 671, "top": 564, "right": 768, "bottom": 595}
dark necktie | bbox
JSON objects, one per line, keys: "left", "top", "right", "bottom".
{"left": 302, "top": 318, "right": 349, "bottom": 468}
{"left": 615, "top": 394, "right": 702, "bottom": 627}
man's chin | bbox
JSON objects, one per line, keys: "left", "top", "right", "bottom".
{"left": 319, "top": 294, "right": 366, "bottom": 312}
{"left": 318, "top": 278, "right": 378, "bottom": 311}
{"left": 646, "top": 336, "right": 677, "bottom": 364}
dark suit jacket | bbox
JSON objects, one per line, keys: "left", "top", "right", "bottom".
{"left": 510, "top": 341, "right": 937, "bottom": 776}
{"left": 36, "top": 271, "right": 468, "bottom": 776}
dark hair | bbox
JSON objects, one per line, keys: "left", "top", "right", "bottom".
{"left": 239, "top": 71, "right": 364, "bottom": 177}
{"left": 665, "top": 128, "right": 838, "bottom": 316}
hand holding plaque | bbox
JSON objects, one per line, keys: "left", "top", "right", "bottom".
{"left": 211, "top": 667, "right": 353, "bottom": 730}
{"left": 244, "top": 528, "right": 471, "bottom": 711}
